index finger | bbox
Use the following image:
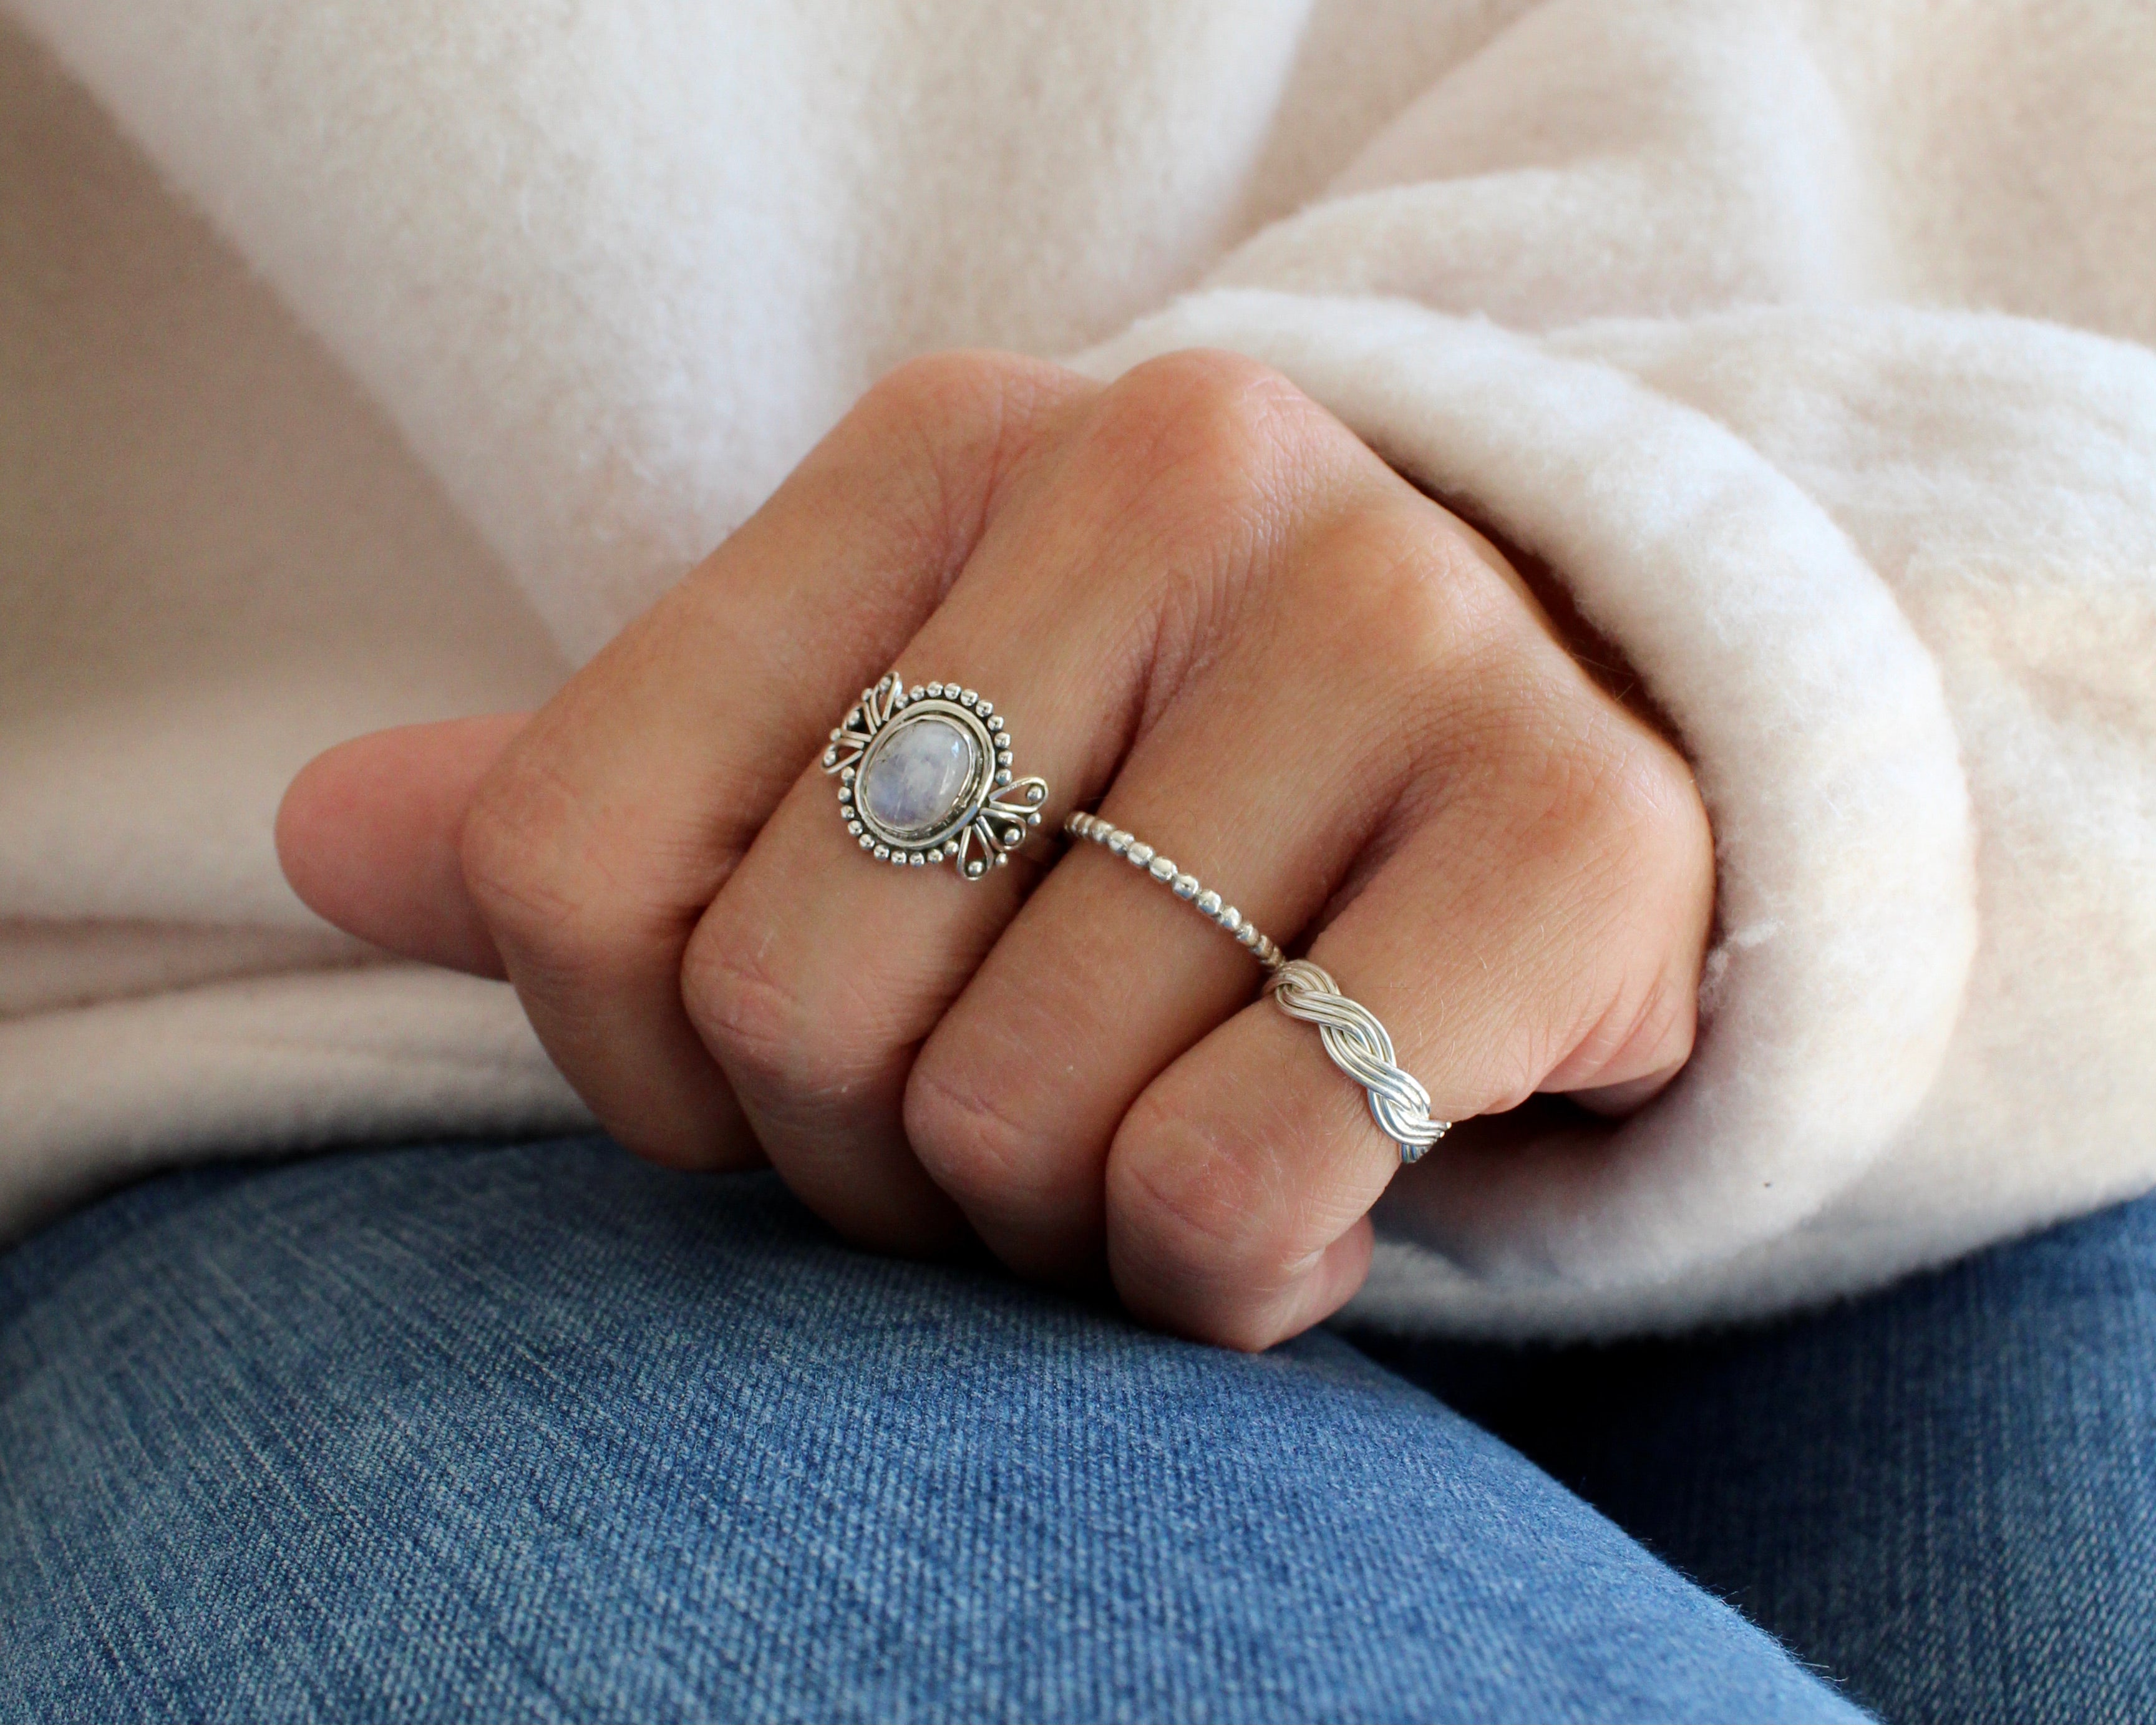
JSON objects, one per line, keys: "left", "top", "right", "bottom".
{"left": 454, "top": 352, "right": 1092, "bottom": 1173}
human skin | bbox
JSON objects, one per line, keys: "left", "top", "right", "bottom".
{"left": 278, "top": 349, "right": 1714, "bottom": 1351}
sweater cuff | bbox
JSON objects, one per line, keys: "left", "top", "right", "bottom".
{"left": 1073, "top": 290, "right": 1976, "bottom": 1338}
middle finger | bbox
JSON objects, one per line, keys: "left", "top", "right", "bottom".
{"left": 910, "top": 485, "right": 1518, "bottom": 1284}
{"left": 680, "top": 352, "right": 1367, "bottom": 1254}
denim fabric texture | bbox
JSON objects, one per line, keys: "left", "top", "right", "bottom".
{"left": 0, "top": 1139, "right": 1862, "bottom": 1725}
{"left": 1362, "top": 1192, "right": 2156, "bottom": 1723}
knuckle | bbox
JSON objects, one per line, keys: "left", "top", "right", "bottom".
{"left": 1083, "top": 350, "right": 1333, "bottom": 543}
{"left": 1456, "top": 644, "right": 1708, "bottom": 899}
{"left": 903, "top": 1051, "right": 1050, "bottom": 1216}
{"left": 679, "top": 920, "right": 835, "bottom": 1099}
{"left": 861, "top": 349, "right": 1042, "bottom": 434}
{"left": 1107, "top": 1087, "right": 1299, "bottom": 1297}
{"left": 838, "top": 350, "right": 1082, "bottom": 568}
{"left": 1308, "top": 504, "right": 1521, "bottom": 690}
{"left": 458, "top": 760, "right": 609, "bottom": 975}
{"left": 1562, "top": 722, "right": 1712, "bottom": 898}
{"left": 1255, "top": 504, "right": 1537, "bottom": 791}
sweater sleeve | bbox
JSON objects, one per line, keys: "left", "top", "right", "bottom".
{"left": 1064, "top": 2, "right": 2156, "bottom": 1337}
{"left": 3, "top": 0, "right": 2150, "bottom": 1331}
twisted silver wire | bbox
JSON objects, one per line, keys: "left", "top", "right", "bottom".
{"left": 1266, "top": 960, "right": 1449, "bottom": 1161}
{"left": 1062, "top": 811, "right": 1449, "bottom": 1164}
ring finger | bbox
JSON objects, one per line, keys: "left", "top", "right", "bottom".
{"left": 906, "top": 482, "right": 1515, "bottom": 1288}
{"left": 679, "top": 352, "right": 1371, "bottom": 1253}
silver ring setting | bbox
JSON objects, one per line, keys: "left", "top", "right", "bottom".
{"left": 1064, "top": 810, "right": 1449, "bottom": 1162}
{"left": 823, "top": 671, "right": 1049, "bottom": 878}
{"left": 1266, "top": 960, "right": 1449, "bottom": 1160}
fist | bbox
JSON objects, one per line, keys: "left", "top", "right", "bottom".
{"left": 278, "top": 349, "right": 1713, "bottom": 1349}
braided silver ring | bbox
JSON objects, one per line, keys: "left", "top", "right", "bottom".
{"left": 823, "top": 671, "right": 1049, "bottom": 878}
{"left": 1266, "top": 960, "right": 1447, "bottom": 1159}
{"left": 1064, "top": 812, "right": 1449, "bottom": 1163}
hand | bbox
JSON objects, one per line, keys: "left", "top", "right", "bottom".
{"left": 278, "top": 349, "right": 1714, "bottom": 1349}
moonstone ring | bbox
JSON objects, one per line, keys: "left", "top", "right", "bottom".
{"left": 822, "top": 671, "right": 1049, "bottom": 878}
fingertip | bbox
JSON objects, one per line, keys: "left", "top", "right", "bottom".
{"left": 1108, "top": 1085, "right": 1382, "bottom": 1351}
{"left": 608, "top": 1086, "right": 767, "bottom": 1175}
{"left": 1119, "top": 1218, "right": 1376, "bottom": 1353}
{"left": 273, "top": 747, "right": 338, "bottom": 904}
{"left": 1260, "top": 1217, "right": 1377, "bottom": 1349}
{"left": 275, "top": 737, "right": 384, "bottom": 931}
{"left": 278, "top": 715, "right": 530, "bottom": 978}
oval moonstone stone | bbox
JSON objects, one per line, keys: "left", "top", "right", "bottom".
{"left": 860, "top": 715, "right": 976, "bottom": 835}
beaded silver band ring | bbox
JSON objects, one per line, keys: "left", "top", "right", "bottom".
{"left": 1063, "top": 811, "right": 1450, "bottom": 1163}
{"left": 1062, "top": 809, "right": 1286, "bottom": 968}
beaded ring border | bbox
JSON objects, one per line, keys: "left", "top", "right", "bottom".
{"left": 822, "top": 671, "right": 1049, "bottom": 879}
{"left": 1064, "top": 811, "right": 1450, "bottom": 1164}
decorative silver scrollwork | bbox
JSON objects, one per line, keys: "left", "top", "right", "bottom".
{"left": 823, "top": 671, "right": 1048, "bottom": 879}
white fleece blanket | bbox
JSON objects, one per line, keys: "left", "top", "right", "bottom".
{"left": 2, "top": 0, "right": 2151, "bottom": 1338}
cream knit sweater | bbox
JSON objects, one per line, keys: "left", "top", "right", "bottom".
{"left": 3, "top": 1, "right": 2151, "bottom": 1338}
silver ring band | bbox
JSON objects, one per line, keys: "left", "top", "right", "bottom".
{"left": 1266, "top": 960, "right": 1449, "bottom": 1160}
{"left": 1063, "top": 811, "right": 1450, "bottom": 1163}
{"left": 1063, "top": 810, "right": 1285, "bottom": 968}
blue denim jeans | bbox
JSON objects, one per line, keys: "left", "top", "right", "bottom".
{"left": 1, "top": 1137, "right": 2149, "bottom": 1723}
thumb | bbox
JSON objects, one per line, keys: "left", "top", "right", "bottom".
{"left": 276, "top": 714, "right": 532, "bottom": 977}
